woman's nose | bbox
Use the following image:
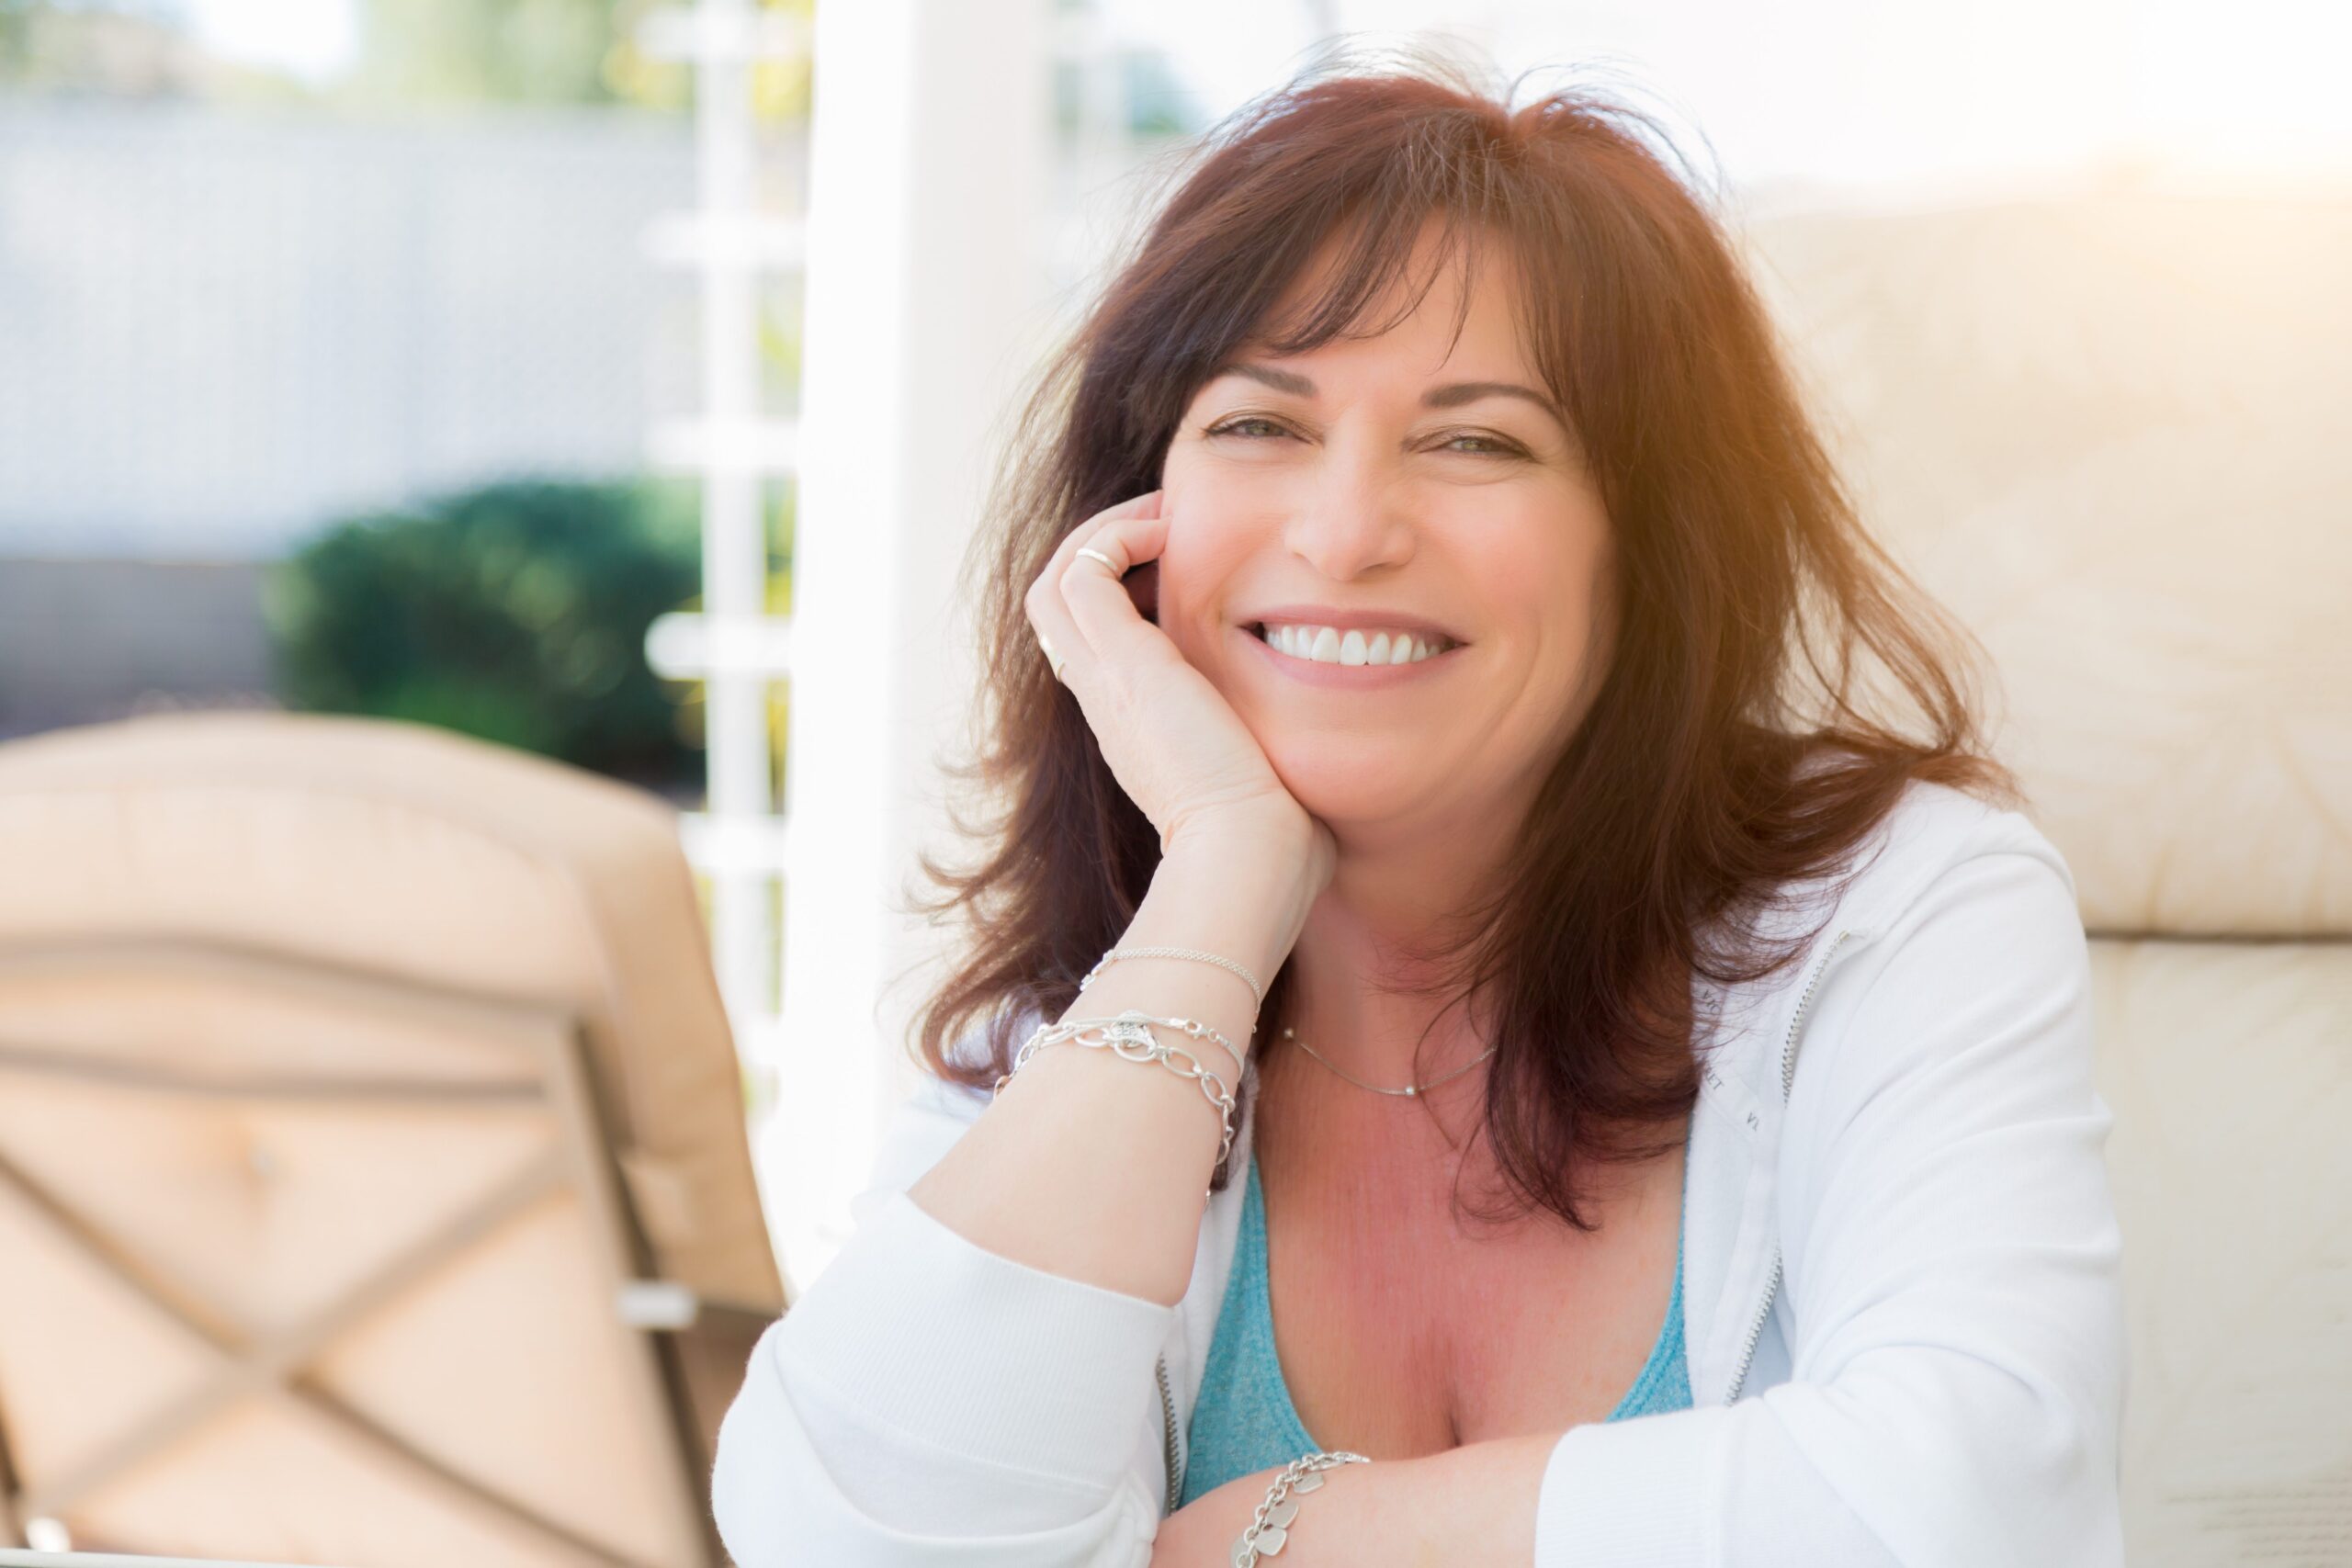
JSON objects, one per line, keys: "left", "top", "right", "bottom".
{"left": 1282, "top": 459, "right": 1414, "bottom": 579}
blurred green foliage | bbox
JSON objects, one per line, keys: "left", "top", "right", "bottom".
{"left": 350, "top": 0, "right": 810, "bottom": 115}
{"left": 265, "top": 477, "right": 707, "bottom": 793}
{"left": 0, "top": 0, "right": 815, "bottom": 115}
{"left": 351, "top": 0, "right": 620, "bottom": 105}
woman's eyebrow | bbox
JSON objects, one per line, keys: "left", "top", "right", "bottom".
{"left": 1216, "top": 362, "right": 1564, "bottom": 425}
{"left": 1218, "top": 362, "right": 1318, "bottom": 397}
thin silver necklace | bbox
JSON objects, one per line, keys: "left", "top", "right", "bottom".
{"left": 1277, "top": 1025, "right": 1498, "bottom": 1099}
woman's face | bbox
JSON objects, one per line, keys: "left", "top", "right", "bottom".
{"left": 1156, "top": 222, "right": 1616, "bottom": 842}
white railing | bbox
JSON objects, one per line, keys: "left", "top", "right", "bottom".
{"left": 636, "top": 0, "right": 808, "bottom": 1070}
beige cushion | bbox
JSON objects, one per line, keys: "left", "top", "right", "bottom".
{"left": 2089, "top": 938, "right": 2352, "bottom": 1564}
{"left": 1743, "top": 187, "right": 2351, "bottom": 938}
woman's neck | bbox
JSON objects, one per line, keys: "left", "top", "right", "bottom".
{"left": 1264, "top": 805, "right": 1510, "bottom": 1090}
{"left": 1254, "top": 904, "right": 1498, "bottom": 1182}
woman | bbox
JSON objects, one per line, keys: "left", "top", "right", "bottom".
{"left": 712, "top": 54, "right": 2125, "bottom": 1568}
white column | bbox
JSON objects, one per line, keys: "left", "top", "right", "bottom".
{"left": 769, "top": 0, "right": 1056, "bottom": 1292}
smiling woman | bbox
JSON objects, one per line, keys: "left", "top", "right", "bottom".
{"left": 711, "top": 43, "right": 2123, "bottom": 1568}
{"left": 921, "top": 56, "right": 2018, "bottom": 1223}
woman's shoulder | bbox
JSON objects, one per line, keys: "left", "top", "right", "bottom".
{"left": 1758, "top": 774, "right": 2075, "bottom": 957}
{"left": 1701, "top": 777, "right": 2078, "bottom": 1061}
{"left": 1838, "top": 776, "right": 2076, "bottom": 940}
{"left": 1772, "top": 777, "right": 2093, "bottom": 1113}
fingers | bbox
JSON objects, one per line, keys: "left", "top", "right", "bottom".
{"left": 1059, "top": 511, "right": 1172, "bottom": 668}
{"left": 1023, "top": 490, "right": 1164, "bottom": 696}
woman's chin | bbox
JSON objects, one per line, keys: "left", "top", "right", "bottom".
{"left": 1263, "top": 771, "right": 1425, "bottom": 832}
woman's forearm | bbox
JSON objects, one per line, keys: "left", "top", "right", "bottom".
{"left": 907, "top": 816, "right": 1323, "bottom": 1308}
{"left": 1157, "top": 1433, "right": 1554, "bottom": 1567}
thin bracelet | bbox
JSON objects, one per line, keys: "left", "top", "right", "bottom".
{"left": 991, "top": 1010, "right": 1240, "bottom": 1170}
{"left": 1233, "top": 1451, "right": 1372, "bottom": 1564}
{"left": 1081, "top": 945, "right": 1265, "bottom": 1010}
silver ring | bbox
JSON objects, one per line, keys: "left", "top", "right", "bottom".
{"left": 1076, "top": 546, "right": 1122, "bottom": 574}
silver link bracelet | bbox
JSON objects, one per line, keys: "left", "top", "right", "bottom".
{"left": 991, "top": 1009, "right": 1243, "bottom": 1173}
{"left": 1232, "top": 1450, "right": 1372, "bottom": 1563}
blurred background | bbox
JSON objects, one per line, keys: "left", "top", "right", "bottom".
{"left": 1, "top": 1, "right": 2346, "bottom": 1562}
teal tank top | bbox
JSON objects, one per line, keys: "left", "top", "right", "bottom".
{"left": 1178, "top": 1148, "right": 1691, "bottom": 1506}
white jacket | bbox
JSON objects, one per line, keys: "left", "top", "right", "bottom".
{"left": 711, "top": 778, "right": 2128, "bottom": 1565}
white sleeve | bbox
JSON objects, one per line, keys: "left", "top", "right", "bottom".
{"left": 1532, "top": 842, "right": 2128, "bottom": 1567}
{"left": 710, "top": 1064, "right": 1178, "bottom": 1566}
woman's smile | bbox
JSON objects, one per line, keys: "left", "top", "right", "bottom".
{"left": 1235, "top": 620, "right": 1470, "bottom": 688}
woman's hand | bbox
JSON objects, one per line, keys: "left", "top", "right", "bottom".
{"left": 1024, "top": 489, "right": 1335, "bottom": 877}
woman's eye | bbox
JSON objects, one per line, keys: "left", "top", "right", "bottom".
{"left": 1441, "top": 432, "right": 1524, "bottom": 457}
{"left": 1201, "top": 419, "right": 1525, "bottom": 457}
{"left": 1205, "top": 417, "right": 1288, "bottom": 440}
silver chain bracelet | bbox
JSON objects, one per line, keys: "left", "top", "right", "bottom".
{"left": 991, "top": 1010, "right": 1242, "bottom": 1172}
{"left": 1232, "top": 1450, "right": 1371, "bottom": 1563}
{"left": 1082, "top": 944, "right": 1266, "bottom": 1010}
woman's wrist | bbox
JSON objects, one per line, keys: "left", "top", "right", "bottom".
{"left": 1154, "top": 809, "right": 1328, "bottom": 984}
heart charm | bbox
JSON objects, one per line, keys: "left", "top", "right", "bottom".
{"left": 1253, "top": 1524, "right": 1288, "bottom": 1554}
{"left": 1262, "top": 1498, "right": 1298, "bottom": 1528}
{"left": 1290, "top": 1471, "right": 1324, "bottom": 1492}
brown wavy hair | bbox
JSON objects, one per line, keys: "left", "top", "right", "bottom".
{"left": 906, "top": 46, "right": 2019, "bottom": 1230}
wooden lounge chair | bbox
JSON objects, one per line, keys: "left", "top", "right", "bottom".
{"left": 0, "top": 711, "right": 784, "bottom": 1567}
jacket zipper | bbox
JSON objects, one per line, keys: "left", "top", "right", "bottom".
{"left": 1724, "top": 926, "right": 1854, "bottom": 1404}
{"left": 1155, "top": 1351, "right": 1182, "bottom": 1515}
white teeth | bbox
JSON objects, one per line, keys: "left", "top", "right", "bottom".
{"left": 1257, "top": 623, "right": 1452, "bottom": 666}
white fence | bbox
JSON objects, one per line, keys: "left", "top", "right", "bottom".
{"left": 0, "top": 102, "right": 786, "bottom": 559}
